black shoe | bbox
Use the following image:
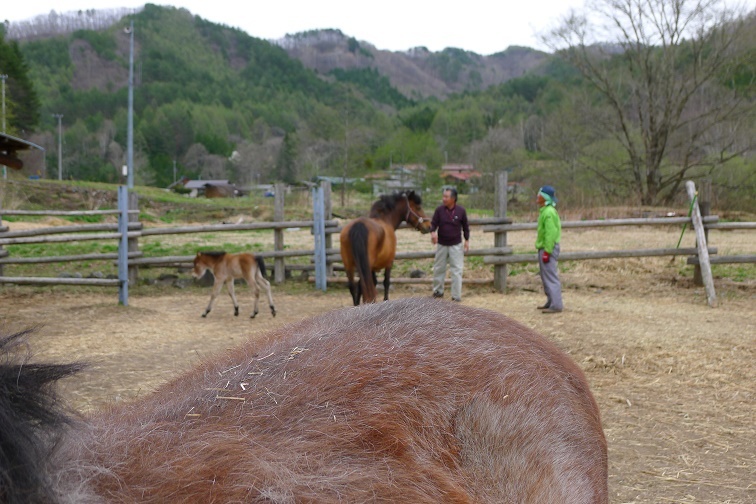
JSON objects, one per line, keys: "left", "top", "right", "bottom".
{"left": 451, "top": 297, "right": 461, "bottom": 302}
{"left": 537, "top": 304, "right": 550, "bottom": 310}
{"left": 541, "top": 308, "right": 563, "bottom": 314}
{"left": 432, "top": 291, "right": 443, "bottom": 298}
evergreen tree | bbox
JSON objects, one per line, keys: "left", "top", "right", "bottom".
{"left": 0, "top": 30, "right": 40, "bottom": 133}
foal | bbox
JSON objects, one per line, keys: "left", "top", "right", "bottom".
{"left": 191, "top": 251, "right": 276, "bottom": 318}
{"left": 0, "top": 298, "right": 607, "bottom": 503}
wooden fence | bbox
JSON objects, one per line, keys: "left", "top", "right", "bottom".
{"left": 0, "top": 177, "right": 753, "bottom": 307}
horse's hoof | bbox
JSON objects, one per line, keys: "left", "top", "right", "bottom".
{"left": 271, "top": 306, "right": 276, "bottom": 317}
{"left": 201, "top": 313, "right": 208, "bottom": 318}
{"left": 234, "top": 307, "right": 239, "bottom": 316}
{"left": 250, "top": 311, "right": 258, "bottom": 319}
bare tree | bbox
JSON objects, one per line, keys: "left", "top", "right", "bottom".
{"left": 5, "top": 8, "right": 139, "bottom": 41}
{"left": 228, "top": 137, "right": 283, "bottom": 186}
{"left": 546, "top": 0, "right": 754, "bottom": 204}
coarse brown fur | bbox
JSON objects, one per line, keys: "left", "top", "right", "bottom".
{"left": 340, "top": 191, "right": 431, "bottom": 305}
{"left": 191, "top": 251, "right": 276, "bottom": 318}
{"left": 0, "top": 298, "right": 607, "bottom": 503}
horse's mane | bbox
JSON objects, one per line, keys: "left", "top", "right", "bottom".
{"left": 370, "top": 191, "right": 422, "bottom": 216}
{"left": 0, "top": 330, "right": 84, "bottom": 503}
{"left": 199, "top": 251, "right": 227, "bottom": 258}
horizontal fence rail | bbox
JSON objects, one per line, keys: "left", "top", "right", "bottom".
{"left": 703, "top": 222, "right": 756, "bottom": 230}
{"left": 0, "top": 251, "right": 143, "bottom": 264}
{"left": 0, "top": 276, "right": 120, "bottom": 286}
{"left": 482, "top": 216, "right": 720, "bottom": 233}
{"left": 0, "top": 209, "right": 139, "bottom": 216}
{"left": 484, "top": 247, "right": 717, "bottom": 265}
{"left": 139, "top": 220, "right": 338, "bottom": 236}
{"left": 687, "top": 255, "right": 756, "bottom": 265}
{"left": 0, "top": 223, "right": 143, "bottom": 239}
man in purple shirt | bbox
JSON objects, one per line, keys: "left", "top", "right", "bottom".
{"left": 430, "top": 188, "right": 470, "bottom": 301}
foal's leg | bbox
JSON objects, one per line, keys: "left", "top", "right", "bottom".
{"left": 256, "top": 270, "right": 276, "bottom": 317}
{"left": 202, "top": 278, "right": 224, "bottom": 317}
{"left": 383, "top": 266, "right": 392, "bottom": 301}
{"left": 246, "top": 268, "right": 260, "bottom": 318}
{"left": 226, "top": 278, "right": 240, "bottom": 316}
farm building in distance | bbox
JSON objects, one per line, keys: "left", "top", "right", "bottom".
{"left": 440, "top": 164, "right": 482, "bottom": 191}
{"left": 367, "top": 164, "right": 427, "bottom": 195}
{"left": 0, "top": 132, "right": 45, "bottom": 174}
{"left": 170, "top": 178, "right": 242, "bottom": 198}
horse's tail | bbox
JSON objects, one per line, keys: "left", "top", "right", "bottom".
{"left": 348, "top": 222, "right": 376, "bottom": 302}
{"left": 0, "top": 329, "right": 83, "bottom": 503}
{"left": 256, "top": 256, "right": 267, "bottom": 280}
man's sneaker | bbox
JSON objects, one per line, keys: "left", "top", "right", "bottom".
{"left": 541, "top": 308, "right": 563, "bottom": 314}
{"left": 432, "top": 291, "right": 443, "bottom": 298}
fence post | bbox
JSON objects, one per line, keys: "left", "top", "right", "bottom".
{"left": 693, "top": 178, "right": 711, "bottom": 287}
{"left": 273, "top": 182, "right": 285, "bottom": 284}
{"left": 321, "top": 180, "right": 333, "bottom": 277}
{"left": 128, "top": 191, "right": 139, "bottom": 285}
{"left": 0, "top": 188, "right": 4, "bottom": 278}
{"left": 312, "top": 186, "right": 327, "bottom": 291}
{"left": 685, "top": 180, "right": 717, "bottom": 307}
{"left": 493, "top": 171, "right": 508, "bottom": 292}
{"left": 118, "top": 185, "right": 129, "bottom": 306}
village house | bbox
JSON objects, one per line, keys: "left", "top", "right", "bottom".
{"left": 440, "top": 164, "right": 482, "bottom": 192}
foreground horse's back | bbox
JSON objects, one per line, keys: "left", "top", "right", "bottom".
{"left": 2, "top": 298, "right": 607, "bottom": 503}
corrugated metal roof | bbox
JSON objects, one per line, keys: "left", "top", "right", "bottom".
{"left": 183, "top": 179, "right": 230, "bottom": 189}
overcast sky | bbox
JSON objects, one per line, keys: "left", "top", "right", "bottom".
{"left": 4, "top": 0, "right": 598, "bottom": 55}
{"left": 7, "top": 1, "right": 755, "bottom": 54}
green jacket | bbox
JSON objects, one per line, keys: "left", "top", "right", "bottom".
{"left": 535, "top": 204, "right": 561, "bottom": 253}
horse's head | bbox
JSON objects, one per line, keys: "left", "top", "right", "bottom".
{"left": 403, "top": 191, "right": 432, "bottom": 234}
{"left": 191, "top": 252, "right": 209, "bottom": 279}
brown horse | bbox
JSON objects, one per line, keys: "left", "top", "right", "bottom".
{"left": 340, "top": 191, "right": 431, "bottom": 305}
{"left": 191, "top": 251, "right": 276, "bottom": 318}
{"left": 0, "top": 298, "right": 608, "bottom": 503}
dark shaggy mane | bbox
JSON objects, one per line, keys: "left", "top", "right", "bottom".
{"left": 0, "top": 329, "right": 84, "bottom": 504}
{"left": 198, "top": 251, "right": 227, "bottom": 257}
{"left": 370, "top": 191, "right": 421, "bottom": 215}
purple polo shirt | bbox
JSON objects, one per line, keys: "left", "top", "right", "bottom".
{"left": 430, "top": 204, "right": 470, "bottom": 246}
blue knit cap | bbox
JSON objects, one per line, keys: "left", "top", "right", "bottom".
{"left": 539, "top": 185, "right": 557, "bottom": 206}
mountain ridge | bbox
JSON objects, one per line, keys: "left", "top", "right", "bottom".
{"left": 275, "top": 29, "right": 549, "bottom": 99}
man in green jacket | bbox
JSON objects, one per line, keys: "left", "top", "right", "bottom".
{"left": 535, "top": 185, "right": 563, "bottom": 313}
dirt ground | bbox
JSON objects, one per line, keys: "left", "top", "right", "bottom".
{"left": 0, "top": 220, "right": 753, "bottom": 503}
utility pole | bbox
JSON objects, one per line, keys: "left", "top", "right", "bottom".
{"left": 1, "top": 74, "right": 7, "bottom": 179}
{"left": 52, "top": 114, "right": 64, "bottom": 180}
{"left": 342, "top": 111, "right": 348, "bottom": 207}
{"left": 126, "top": 20, "right": 135, "bottom": 189}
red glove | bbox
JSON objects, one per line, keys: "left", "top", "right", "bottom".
{"left": 542, "top": 251, "right": 550, "bottom": 263}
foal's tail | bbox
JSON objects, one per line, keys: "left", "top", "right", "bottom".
{"left": 256, "top": 256, "right": 267, "bottom": 280}
{"left": 0, "top": 329, "right": 83, "bottom": 504}
{"left": 348, "top": 222, "right": 376, "bottom": 302}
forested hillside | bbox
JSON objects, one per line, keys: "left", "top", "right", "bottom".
{"left": 1, "top": 2, "right": 754, "bottom": 209}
